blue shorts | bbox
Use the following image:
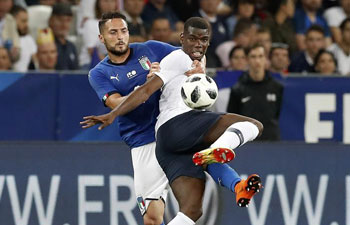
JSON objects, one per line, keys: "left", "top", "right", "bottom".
{"left": 155, "top": 110, "right": 222, "bottom": 184}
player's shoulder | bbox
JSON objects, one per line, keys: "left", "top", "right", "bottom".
{"left": 160, "top": 49, "right": 189, "bottom": 66}
{"left": 89, "top": 57, "right": 109, "bottom": 77}
{"left": 162, "top": 49, "right": 186, "bottom": 61}
{"left": 144, "top": 40, "right": 171, "bottom": 48}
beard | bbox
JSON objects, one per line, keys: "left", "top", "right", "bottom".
{"left": 18, "top": 28, "right": 28, "bottom": 36}
{"left": 105, "top": 42, "right": 129, "bottom": 56}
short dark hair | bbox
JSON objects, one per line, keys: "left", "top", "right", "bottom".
{"left": 245, "top": 43, "right": 265, "bottom": 55}
{"left": 183, "top": 17, "right": 211, "bottom": 34}
{"left": 233, "top": 0, "right": 255, "bottom": 13}
{"left": 267, "top": 0, "right": 288, "bottom": 16}
{"left": 340, "top": 17, "right": 350, "bottom": 32}
{"left": 306, "top": 24, "right": 325, "bottom": 37}
{"left": 269, "top": 42, "right": 289, "bottom": 58}
{"left": 229, "top": 45, "right": 245, "bottom": 59}
{"left": 51, "top": 3, "right": 73, "bottom": 16}
{"left": 98, "top": 12, "right": 127, "bottom": 33}
{"left": 10, "top": 5, "right": 27, "bottom": 16}
{"left": 233, "top": 18, "right": 254, "bottom": 38}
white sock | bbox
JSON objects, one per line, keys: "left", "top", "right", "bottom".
{"left": 167, "top": 212, "right": 195, "bottom": 225}
{"left": 210, "top": 121, "right": 259, "bottom": 149}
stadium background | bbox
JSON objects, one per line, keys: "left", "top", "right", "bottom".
{"left": 0, "top": 71, "right": 349, "bottom": 225}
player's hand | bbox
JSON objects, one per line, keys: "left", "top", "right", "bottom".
{"left": 185, "top": 60, "right": 205, "bottom": 76}
{"left": 147, "top": 62, "right": 160, "bottom": 80}
{"left": 80, "top": 113, "right": 115, "bottom": 130}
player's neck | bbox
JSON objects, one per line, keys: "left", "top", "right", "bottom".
{"left": 108, "top": 48, "right": 131, "bottom": 64}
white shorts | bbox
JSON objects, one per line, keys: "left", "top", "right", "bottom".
{"left": 131, "top": 142, "right": 169, "bottom": 215}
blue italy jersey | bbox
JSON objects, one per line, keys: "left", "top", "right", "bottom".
{"left": 88, "top": 40, "right": 177, "bottom": 148}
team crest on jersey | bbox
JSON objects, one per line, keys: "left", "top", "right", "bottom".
{"left": 138, "top": 56, "right": 151, "bottom": 70}
{"left": 137, "top": 196, "right": 146, "bottom": 215}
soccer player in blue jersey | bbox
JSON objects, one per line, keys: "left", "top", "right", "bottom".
{"left": 85, "top": 12, "right": 177, "bottom": 225}
{"left": 82, "top": 15, "right": 263, "bottom": 225}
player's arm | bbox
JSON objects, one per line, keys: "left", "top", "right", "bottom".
{"left": 81, "top": 75, "right": 163, "bottom": 130}
{"left": 105, "top": 93, "right": 126, "bottom": 110}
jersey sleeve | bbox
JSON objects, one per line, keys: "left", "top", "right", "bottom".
{"left": 145, "top": 40, "right": 178, "bottom": 61}
{"left": 88, "top": 68, "right": 119, "bottom": 105}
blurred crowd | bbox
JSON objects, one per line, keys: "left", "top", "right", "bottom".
{"left": 0, "top": 0, "right": 349, "bottom": 142}
{"left": 0, "top": 0, "right": 349, "bottom": 75}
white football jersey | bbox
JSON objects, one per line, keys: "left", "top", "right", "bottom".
{"left": 155, "top": 49, "right": 205, "bottom": 132}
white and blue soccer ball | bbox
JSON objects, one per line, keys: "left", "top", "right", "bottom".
{"left": 181, "top": 73, "right": 218, "bottom": 110}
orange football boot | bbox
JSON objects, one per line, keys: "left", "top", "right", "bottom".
{"left": 235, "top": 174, "right": 262, "bottom": 207}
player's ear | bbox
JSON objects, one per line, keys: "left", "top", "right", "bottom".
{"left": 180, "top": 33, "right": 184, "bottom": 44}
{"left": 98, "top": 34, "right": 105, "bottom": 44}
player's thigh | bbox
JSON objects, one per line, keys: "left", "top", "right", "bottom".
{"left": 170, "top": 176, "right": 205, "bottom": 219}
{"left": 131, "top": 142, "right": 168, "bottom": 214}
{"left": 203, "top": 113, "right": 260, "bottom": 144}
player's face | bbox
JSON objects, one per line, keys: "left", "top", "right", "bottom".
{"left": 99, "top": 18, "right": 130, "bottom": 56}
{"left": 181, "top": 26, "right": 210, "bottom": 61}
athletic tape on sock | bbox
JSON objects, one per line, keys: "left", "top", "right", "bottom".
{"left": 227, "top": 127, "right": 244, "bottom": 147}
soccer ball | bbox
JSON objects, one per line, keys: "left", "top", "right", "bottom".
{"left": 181, "top": 73, "right": 218, "bottom": 110}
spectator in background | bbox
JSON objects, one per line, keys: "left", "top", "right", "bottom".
{"left": 194, "top": 0, "right": 229, "bottom": 67}
{"left": 256, "top": 27, "right": 272, "bottom": 60}
{"left": 314, "top": 49, "right": 337, "bottom": 75}
{"left": 227, "top": 44, "right": 284, "bottom": 141}
{"left": 213, "top": 44, "right": 248, "bottom": 112}
{"left": 269, "top": 42, "right": 290, "bottom": 76}
{"left": 294, "top": 0, "right": 332, "bottom": 50}
{"left": 76, "top": 0, "right": 120, "bottom": 34}
{"left": 228, "top": 45, "right": 247, "bottom": 71}
{"left": 149, "top": 17, "right": 179, "bottom": 45}
{"left": 49, "top": 2, "right": 79, "bottom": 70}
{"left": 141, "top": 0, "right": 183, "bottom": 44}
{"left": 10, "top": 5, "right": 37, "bottom": 72}
{"left": 34, "top": 28, "right": 57, "bottom": 70}
{"left": 225, "top": 0, "right": 255, "bottom": 39}
{"left": 79, "top": 0, "right": 117, "bottom": 69}
{"left": 216, "top": 18, "right": 256, "bottom": 68}
{"left": 122, "top": 0, "right": 147, "bottom": 43}
{"left": 0, "top": 0, "right": 20, "bottom": 62}
{"left": 263, "top": 0, "right": 297, "bottom": 55}
{"left": 289, "top": 25, "right": 326, "bottom": 73}
{"left": 39, "top": 0, "right": 56, "bottom": 6}
{"left": 0, "top": 46, "right": 12, "bottom": 70}
{"left": 167, "top": 0, "right": 199, "bottom": 22}
{"left": 328, "top": 18, "right": 350, "bottom": 76}
{"left": 323, "top": 0, "right": 350, "bottom": 44}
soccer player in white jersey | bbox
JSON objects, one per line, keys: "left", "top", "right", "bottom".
{"left": 82, "top": 17, "right": 263, "bottom": 224}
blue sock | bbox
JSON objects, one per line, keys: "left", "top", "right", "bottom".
{"left": 160, "top": 222, "right": 165, "bottom": 225}
{"left": 207, "top": 163, "right": 241, "bottom": 192}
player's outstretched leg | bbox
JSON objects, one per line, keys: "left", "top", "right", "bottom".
{"left": 192, "top": 147, "right": 235, "bottom": 166}
{"left": 234, "top": 174, "right": 262, "bottom": 207}
{"left": 193, "top": 114, "right": 262, "bottom": 166}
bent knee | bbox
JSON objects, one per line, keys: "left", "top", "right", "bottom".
{"left": 181, "top": 205, "right": 203, "bottom": 222}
